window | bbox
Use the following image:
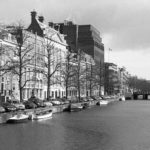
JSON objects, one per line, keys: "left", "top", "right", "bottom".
{"left": 1, "top": 83, "right": 4, "bottom": 94}
{"left": 27, "top": 89, "right": 29, "bottom": 99}
{"left": 52, "top": 91, "right": 54, "bottom": 97}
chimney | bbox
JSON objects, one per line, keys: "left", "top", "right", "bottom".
{"left": 54, "top": 24, "right": 60, "bottom": 31}
{"left": 38, "top": 16, "right": 44, "bottom": 23}
{"left": 48, "top": 22, "right": 54, "bottom": 28}
{"left": 31, "top": 11, "right": 37, "bottom": 21}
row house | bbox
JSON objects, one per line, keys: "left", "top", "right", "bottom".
{"left": 0, "top": 11, "right": 103, "bottom": 102}
{"left": 27, "top": 11, "right": 100, "bottom": 99}
{"left": 118, "top": 67, "right": 131, "bottom": 95}
{"left": 71, "top": 52, "right": 95, "bottom": 98}
{"left": 0, "top": 26, "right": 20, "bottom": 102}
{"left": 104, "top": 62, "right": 120, "bottom": 95}
{"left": 64, "top": 49, "right": 96, "bottom": 99}
{"left": 0, "top": 11, "right": 68, "bottom": 102}
{"left": 104, "top": 62, "right": 131, "bottom": 96}
{"left": 27, "top": 11, "right": 68, "bottom": 100}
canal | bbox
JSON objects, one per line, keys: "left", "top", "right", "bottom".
{"left": 1, "top": 100, "right": 150, "bottom": 150}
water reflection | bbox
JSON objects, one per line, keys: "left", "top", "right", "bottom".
{"left": 1, "top": 101, "right": 150, "bottom": 150}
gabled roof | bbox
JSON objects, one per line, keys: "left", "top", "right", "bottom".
{"left": 27, "top": 11, "right": 67, "bottom": 46}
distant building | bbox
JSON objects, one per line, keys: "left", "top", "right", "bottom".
{"left": 118, "top": 67, "right": 130, "bottom": 95}
{"left": 104, "top": 62, "right": 120, "bottom": 95}
{"left": 51, "top": 21, "right": 104, "bottom": 64}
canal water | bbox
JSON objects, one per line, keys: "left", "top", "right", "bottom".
{"left": 1, "top": 100, "right": 150, "bottom": 150}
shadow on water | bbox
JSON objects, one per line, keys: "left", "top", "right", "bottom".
{"left": 1, "top": 101, "right": 150, "bottom": 150}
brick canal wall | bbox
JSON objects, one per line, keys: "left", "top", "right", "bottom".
{"left": 0, "top": 99, "right": 118, "bottom": 124}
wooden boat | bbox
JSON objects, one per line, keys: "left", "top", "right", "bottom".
{"left": 97, "top": 100, "right": 109, "bottom": 106}
{"left": 32, "top": 109, "right": 53, "bottom": 120}
{"left": 69, "top": 103, "right": 83, "bottom": 112}
{"left": 100, "top": 100, "right": 109, "bottom": 105}
{"left": 82, "top": 102, "right": 90, "bottom": 109}
{"left": 7, "top": 113, "right": 29, "bottom": 123}
{"left": 119, "top": 96, "right": 126, "bottom": 101}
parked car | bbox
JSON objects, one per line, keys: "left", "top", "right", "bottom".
{"left": 43, "top": 101, "right": 53, "bottom": 107}
{"left": 0, "top": 106, "right": 5, "bottom": 113}
{"left": 12, "top": 102, "right": 25, "bottom": 110}
{"left": 54, "top": 98, "right": 64, "bottom": 105}
{"left": 102, "top": 96, "right": 111, "bottom": 99}
{"left": 28, "top": 96, "right": 46, "bottom": 108}
{"left": 86, "top": 97, "right": 93, "bottom": 101}
{"left": 59, "top": 97, "right": 70, "bottom": 104}
{"left": 80, "top": 97, "right": 88, "bottom": 102}
{"left": 23, "top": 101, "right": 37, "bottom": 109}
{"left": 63, "top": 100, "right": 70, "bottom": 104}
{"left": 2, "top": 103, "right": 17, "bottom": 112}
{"left": 33, "top": 100, "right": 46, "bottom": 107}
{"left": 51, "top": 100, "right": 61, "bottom": 106}
{"left": 90, "top": 96, "right": 97, "bottom": 101}
{"left": 95, "top": 96, "right": 102, "bottom": 100}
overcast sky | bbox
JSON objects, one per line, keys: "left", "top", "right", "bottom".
{"left": 0, "top": 0, "right": 150, "bottom": 79}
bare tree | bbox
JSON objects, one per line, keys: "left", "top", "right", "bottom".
{"left": 0, "top": 25, "right": 35, "bottom": 102}
{"left": 73, "top": 49, "right": 87, "bottom": 101}
{"left": 39, "top": 37, "right": 61, "bottom": 101}
{"left": 85, "top": 63, "right": 95, "bottom": 97}
{"left": 93, "top": 61, "right": 105, "bottom": 96}
{"left": 128, "top": 76, "right": 150, "bottom": 92}
{"left": 60, "top": 47, "right": 77, "bottom": 99}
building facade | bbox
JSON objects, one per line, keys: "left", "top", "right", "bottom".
{"left": 0, "top": 11, "right": 68, "bottom": 102}
{"left": 27, "top": 11, "right": 69, "bottom": 100}
{"left": 52, "top": 20, "right": 104, "bottom": 64}
{"left": 0, "top": 11, "right": 105, "bottom": 102}
{"left": 104, "top": 62, "right": 120, "bottom": 95}
{"left": 118, "top": 67, "right": 130, "bottom": 95}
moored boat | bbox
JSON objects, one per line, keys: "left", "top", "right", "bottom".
{"left": 100, "top": 100, "right": 109, "bottom": 105}
{"left": 32, "top": 109, "right": 53, "bottom": 120}
{"left": 97, "top": 100, "right": 109, "bottom": 106}
{"left": 69, "top": 103, "right": 83, "bottom": 112}
{"left": 7, "top": 113, "right": 29, "bottom": 123}
{"left": 82, "top": 102, "right": 90, "bottom": 109}
{"left": 119, "top": 95, "right": 126, "bottom": 101}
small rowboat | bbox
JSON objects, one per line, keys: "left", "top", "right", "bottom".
{"left": 69, "top": 103, "right": 83, "bottom": 112}
{"left": 7, "top": 113, "right": 29, "bottom": 123}
{"left": 97, "top": 100, "right": 109, "bottom": 106}
{"left": 100, "top": 100, "right": 109, "bottom": 105}
{"left": 32, "top": 109, "right": 53, "bottom": 120}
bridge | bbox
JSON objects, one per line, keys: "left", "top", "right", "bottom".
{"left": 133, "top": 92, "right": 150, "bottom": 100}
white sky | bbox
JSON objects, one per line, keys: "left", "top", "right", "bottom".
{"left": 0, "top": 0, "right": 150, "bottom": 79}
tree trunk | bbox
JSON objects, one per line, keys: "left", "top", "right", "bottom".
{"left": 47, "top": 52, "right": 51, "bottom": 101}
{"left": 19, "top": 45, "right": 23, "bottom": 102}
{"left": 89, "top": 64, "right": 92, "bottom": 97}
{"left": 65, "top": 81, "right": 68, "bottom": 99}
{"left": 99, "top": 61, "right": 102, "bottom": 96}
{"left": 47, "top": 76, "right": 50, "bottom": 100}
